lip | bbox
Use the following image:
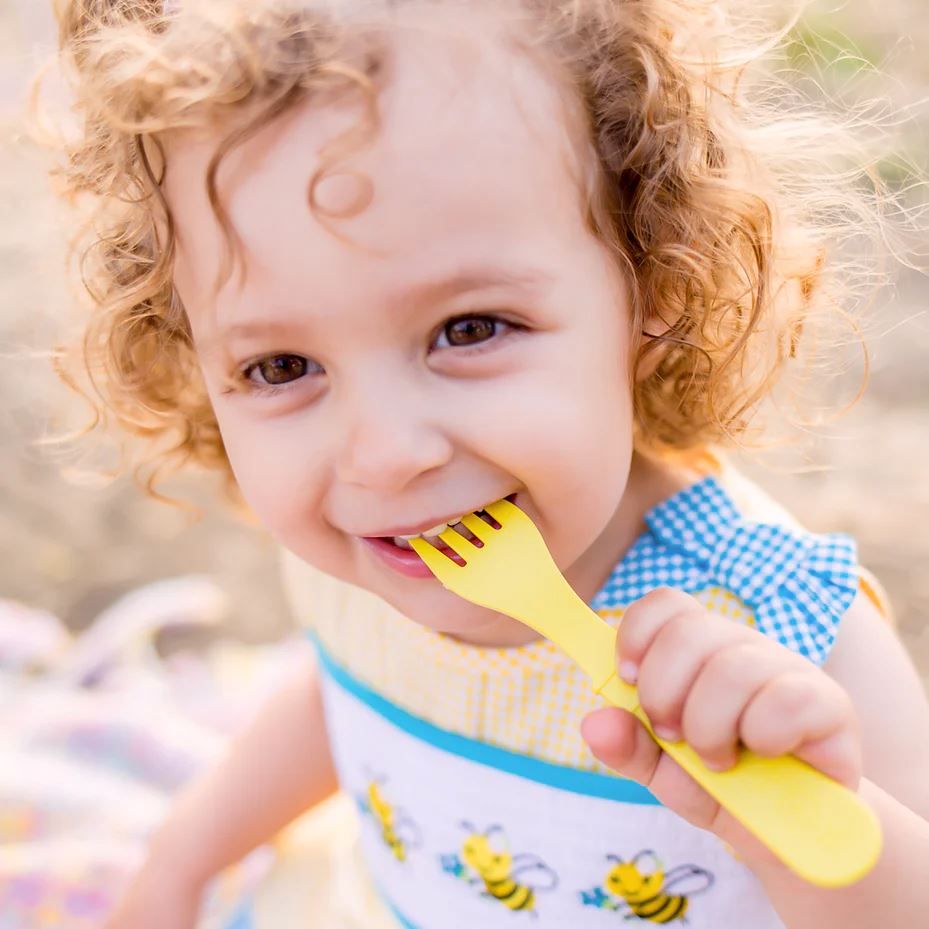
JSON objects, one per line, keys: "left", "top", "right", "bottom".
{"left": 361, "top": 536, "right": 463, "bottom": 578}
{"left": 359, "top": 493, "right": 518, "bottom": 580}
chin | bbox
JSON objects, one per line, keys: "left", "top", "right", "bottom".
{"left": 383, "top": 587, "right": 497, "bottom": 635}
{"left": 401, "top": 595, "right": 483, "bottom": 632}
{"left": 409, "top": 597, "right": 536, "bottom": 647}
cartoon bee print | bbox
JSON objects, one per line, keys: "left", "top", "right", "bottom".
{"left": 356, "top": 777, "right": 422, "bottom": 862}
{"left": 441, "top": 821, "right": 558, "bottom": 916}
{"left": 580, "top": 849, "right": 714, "bottom": 923}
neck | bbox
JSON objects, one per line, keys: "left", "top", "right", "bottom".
{"left": 565, "top": 451, "right": 701, "bottom": 606}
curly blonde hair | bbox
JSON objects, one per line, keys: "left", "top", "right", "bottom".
{"left": 49, "top": 0, "right": 890, "bottom": 507}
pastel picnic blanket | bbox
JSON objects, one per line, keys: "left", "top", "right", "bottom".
{"left": 0, "top": 578, "right": 305, "bottom": 928}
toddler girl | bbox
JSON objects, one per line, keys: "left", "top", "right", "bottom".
{"left": 48, "top": 1, "right": 929, "bottom": 927}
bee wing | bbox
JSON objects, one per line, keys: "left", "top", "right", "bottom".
{"left": 661, "top": 864, "right": 715, "bottom": 897}
{"left": 510, "top": 853, "right": 559, "bottom": 891}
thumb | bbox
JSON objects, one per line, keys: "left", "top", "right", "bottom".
{"left": 582, "top": 707, "right": 728, "bottom": 837}
{"left": 580, "top": 707, "right": 662, "bottom": 783}
{"left": 581, "top": 710, "right": 785, "bottom": 863}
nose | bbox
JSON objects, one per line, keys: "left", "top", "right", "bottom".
{"left": 334, "top": 386, "right": 454, "bottom": 492}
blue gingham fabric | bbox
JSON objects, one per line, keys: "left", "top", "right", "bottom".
{"left": 589, "top": 476, "right": 859, "bottom": 664}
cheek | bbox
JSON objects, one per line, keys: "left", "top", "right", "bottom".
{"left": 213, "top": 411, "right": 318, "bottom": 539}
{"left": 480, "top": 340, "right": 633, "bottom": 482}
{"left": 456, "top": 351, "right": 634, "bottom": 557}
{"left": 521, "top": 345, "right": 635, "bottom": 551}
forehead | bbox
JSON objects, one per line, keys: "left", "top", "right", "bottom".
{"left": 162, "top": 11, "right": 593, "bottom": 321}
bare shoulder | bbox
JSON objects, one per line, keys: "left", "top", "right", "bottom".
{"left": 825, "top": 588, "right": 929, "bottom": 817}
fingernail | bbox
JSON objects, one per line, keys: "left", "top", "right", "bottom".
{"left": 653, "top": 726, "right": 680, "bottom": 743}
{"left": 705, "top": 758, "right": 732, "bottom": 772}
{"left": 619, "top": 661, "right": 638, "bottom": 684}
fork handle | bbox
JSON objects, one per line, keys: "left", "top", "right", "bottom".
{"left": 596, "top": 671, "right": 882, "bottom": 888}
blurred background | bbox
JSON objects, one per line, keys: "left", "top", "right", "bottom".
{"left": 1, "top": 1, "right": 927, "bottom": 670}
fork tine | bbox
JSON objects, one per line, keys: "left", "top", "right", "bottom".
{"left": 485, "top": 498, "right": 520, "bottom": 523}
{"left": 438, "top": 527, "right": 473, "bottom": 558}
{"left": 409, "top": 537, "right": 460, "bottom": 576}
{"left": 460, "top": 513, "right": 495, "bottom": 542}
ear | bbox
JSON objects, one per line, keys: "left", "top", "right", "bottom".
{"left": 632, "top": 323, "right": 673, "bottom": 383}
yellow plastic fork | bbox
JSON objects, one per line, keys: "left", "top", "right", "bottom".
{"left": 410, "top": 498, "right": 881, "bottom": 888}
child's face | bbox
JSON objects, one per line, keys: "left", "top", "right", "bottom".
{"left": 168, "top": 21, "right": 673, "bottom": 645}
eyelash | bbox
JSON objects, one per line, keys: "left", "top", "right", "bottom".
{"left": 229, "top": 315, "right": 519, "bottom": 399}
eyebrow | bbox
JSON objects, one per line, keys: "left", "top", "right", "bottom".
{"left": 399, "top": 265, "right": 555, "bottom": 306}
{"left": 199, "top": 319, "right": 307, "bottom": 358}
{"left": 205, "top": 264, "right": 554, "bottom": 352}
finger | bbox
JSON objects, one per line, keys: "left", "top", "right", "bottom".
{"left": 582, "top": 708, "right": 725, "bottom": 832}
{"left": 740, "top": 672, "right": 861, "bottom": 785}
{"left": 635, "top": 612, "right": 751, "bottom": 741}
{"left": 680, "top": 641, "right": 789, "bottom": 771}
{"left": 616, "top": 587, "right": 706, "bottom": 683}
{"left": 794, "top": 729, "right": 862, "bottom": 789}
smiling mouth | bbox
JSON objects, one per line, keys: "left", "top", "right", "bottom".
{"left": 374, "top": 493, "right": 516, "bottom": 551}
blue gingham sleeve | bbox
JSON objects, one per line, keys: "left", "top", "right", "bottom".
{"left": 590, "top": 477, "right": 859, "bottom": 665}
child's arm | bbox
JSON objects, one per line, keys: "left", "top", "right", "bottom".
{"left": 580, "top": 587, "right": 929, "bottom": 929}
{"left": 104, "top": 652, "right": 338, "bottom": 929}
{"left": 734, "top": 778, "right": 929, "bottom": 928}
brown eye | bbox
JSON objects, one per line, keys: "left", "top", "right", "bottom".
{"left": 440, "top": 316, "right": 499, "bottom": 347}
{"left": 250, "top": 354, "right": 309, "bottom": 386}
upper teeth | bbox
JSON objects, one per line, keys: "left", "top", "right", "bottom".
{"left": 392, "top": 510, "right": 499, "bottom": 549}
{"left": 394, "top": 520, "right": 461, "bottom": 542}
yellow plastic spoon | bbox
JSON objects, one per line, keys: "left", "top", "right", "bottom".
{"left": 411, "top": 498, "right": 881, "bottom": 888}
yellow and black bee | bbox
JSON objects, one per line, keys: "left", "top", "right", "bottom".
{"left": 445, "top": 822, "right": 558, "bottom": 916}
{"left": 359, "top": 780, "right": 422, "bottom": 862}
{"left": 584, "top": 849, "right": 714, "bottom": 923}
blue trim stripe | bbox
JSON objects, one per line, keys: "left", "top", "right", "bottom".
{"left": 312, "top": 634, "right": 659, "bottom": 805}
{"left": 385, "top": 897, "right": 422, "bottom": 929}
{"left": 219, "top": 888, "right": 418, "bottom": 929}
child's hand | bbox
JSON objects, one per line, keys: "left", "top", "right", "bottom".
{"left": 580, "top": 587, "right": 862, "bottom": 855}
